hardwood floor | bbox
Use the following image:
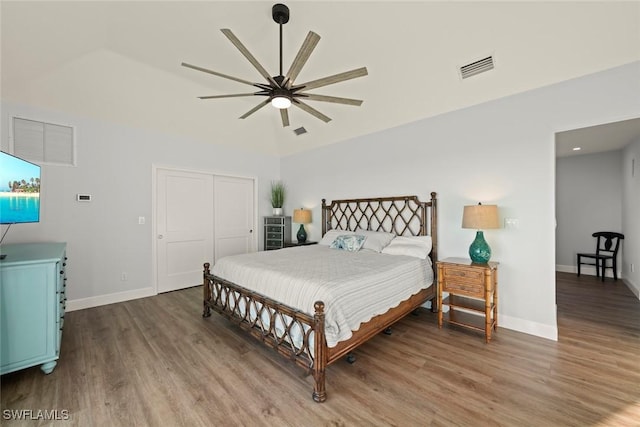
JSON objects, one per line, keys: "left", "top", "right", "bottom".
{"left": 2, "top": 272, "right": 639, "bottom": 426}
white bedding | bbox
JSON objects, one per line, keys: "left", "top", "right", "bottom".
{"left": 211, "top": 245, "right": 433, "bottom": 347}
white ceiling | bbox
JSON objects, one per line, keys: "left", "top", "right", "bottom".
{"left": 556, "top": 117, "right": 640, "bottom": 158}
{"left": 2, "top": 1, "right": 639, "bottom": 156}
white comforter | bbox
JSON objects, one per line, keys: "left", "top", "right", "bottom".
{"left": 211, "top": 245, "right": 433, "bottom": 347}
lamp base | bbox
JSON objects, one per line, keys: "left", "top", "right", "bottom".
{"left": 296, "top": 224, "right": 307, "bottom": 243}
{"left": 469, "top": 231, "right": 491, "bottom": 263}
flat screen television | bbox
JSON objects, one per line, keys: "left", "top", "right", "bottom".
{"left": 0, "top": 151, "right": 41, "bottom": 224}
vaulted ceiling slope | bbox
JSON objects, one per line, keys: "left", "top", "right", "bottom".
{"left": 2, "top": 1, "right": 639, "bottom": 156}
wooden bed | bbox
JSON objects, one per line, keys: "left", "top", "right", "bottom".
{"left": 202, "top": 192, "right": 438, "bottom": 402}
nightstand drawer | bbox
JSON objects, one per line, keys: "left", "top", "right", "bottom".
{"left": 443, "top": 267, "right": 483, "bottom": 283}
{"left": 442, "top": 280, "right": 484, "bottom": 296}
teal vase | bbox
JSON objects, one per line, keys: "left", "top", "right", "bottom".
{"left": 469, "top": 231, "right": 491, "bottom": 263}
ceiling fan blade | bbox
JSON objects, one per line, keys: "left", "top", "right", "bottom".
{"left": 293, "top": 100, "right": 331, "bottom": 123}
{"left": 239, "top": 99, "right": 270, "bottom": 119}
{"left": 221, "top": 29, "right": 279, "bottom": 88}
{"left": 280, "top": 109, "right": 290, "bottom": 127}
{"left": 294, "top": 67, "right": 368, "bottom": 91}
{"left": 181, "top": 62, "right": 257, "bottom": 87}
{"left": 198, "top": 92, "right": 269, "bottom": 100}
{"left": 297, "top": 93, "right": 363, "bottom": 106}
{"left": 284, "top": 31, "right": 321, "bottom": 88}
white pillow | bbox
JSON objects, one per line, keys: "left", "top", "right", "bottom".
{"left": 354, "top": 229, "right": 395, "bottom": 252}
{"left": 319, "top": 229, "right": 355, "bottom": 245}
{"left": 381, "top": 235, "right": 433, "bottom": 259}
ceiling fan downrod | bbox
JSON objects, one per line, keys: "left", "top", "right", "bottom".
{"left": 272, "top": 3, "right": 289, "bottom": 79}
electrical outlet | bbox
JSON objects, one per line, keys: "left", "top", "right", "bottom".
{"left": 632, "top": 264, "right": 635, "bottom": 273}
{"left": 504, "top": 218, "right": 520, "bottom": 229}
{"left": 138, "top": 216, "right": 145, "bottom": 225}
{"left": 121, "top": 272, "right": 128, "bottom": 281}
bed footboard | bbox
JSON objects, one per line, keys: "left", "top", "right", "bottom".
{"left": 203, "top": 263, "right": 328, "bottom": 402}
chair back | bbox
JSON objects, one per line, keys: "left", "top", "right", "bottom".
{"left": 593, "top": 231, "right": 624, "bottom": 257}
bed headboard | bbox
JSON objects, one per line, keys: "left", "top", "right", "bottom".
{"left": 321, "top": 192, "right": 438, "bottom": 262}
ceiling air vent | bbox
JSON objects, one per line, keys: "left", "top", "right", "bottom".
{"left": 293, "top": 127, "right": 307, "bottom": 136}
{"left": 460, "top": 55, "right": 494, "bottom": 79}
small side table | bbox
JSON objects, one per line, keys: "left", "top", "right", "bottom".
{"left": 283, "top": 241, "right": 318, "bottom": 248}
{"left": 436, "top": 257, "right": 499, "bottom": 343}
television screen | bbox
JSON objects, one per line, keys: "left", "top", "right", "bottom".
{"left": 0, "top": 151, "right": 41, "bottom": 224}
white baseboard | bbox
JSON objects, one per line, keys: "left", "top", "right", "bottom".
{"left": 624, "top": 279, "right": 640, "bottom": 299}
{"left": 556, "top": 264, "right": 620, "bottom": 278}
{"left": 66, "top": 287, "right": 156, "bottom": 312}
{"left": 500, "top": 314, "right": 558, "bottom": 341}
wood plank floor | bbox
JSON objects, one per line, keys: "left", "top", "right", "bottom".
{"left": 2, "top": 272, "right": 639, "bottom": 426}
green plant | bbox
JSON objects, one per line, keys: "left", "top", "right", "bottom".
{"left": 270, "top": 181, "right": 285, "bottom": 208}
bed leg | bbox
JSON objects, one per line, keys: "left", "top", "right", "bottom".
{"left": 203, "top": 262, "right": 212, "bottom": 318}
{"left": 313, "top": 301, "right": 327, "bottom": 403}
{"left": 346, "top": 353, "right": 356, "bottom": 364}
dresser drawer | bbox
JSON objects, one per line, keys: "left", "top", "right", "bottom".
{"left": 267, "top": 232, "right": 282, "bottom": 239}
{"left": 266, "top": 226, "right": 283, "bottom": 233}
{"left": 265, "top": 217, "right": 285, "bottom": 225}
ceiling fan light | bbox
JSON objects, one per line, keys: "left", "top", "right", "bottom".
{"left": 271, "top": 95, "right": 292, "bottom": 109}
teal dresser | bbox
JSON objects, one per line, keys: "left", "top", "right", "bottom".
{"left": 0, "top": 242, "right": 67, "bottom": 375}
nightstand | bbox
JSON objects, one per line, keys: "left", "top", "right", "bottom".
{"left": 436, "top": 257, "right": 498, "bottom": 343}
{"left": 283, "top": 241, "right": 318, "bottom": 248}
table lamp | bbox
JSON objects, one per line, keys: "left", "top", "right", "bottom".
{"left": 293, "top": 208, "right": 312, "bottom": 243}
{"left": 462, "top": 203, "right": 499, "bottom": 263}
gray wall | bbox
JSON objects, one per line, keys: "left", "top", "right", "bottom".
{"left": 555, "top": 151, "right": 623, "bottom": 272}
{"left": 1, "top": 102, "right": 281, "bottom": 308}
{"left": 281, "top": 61, "right": 640, "bottom": 341}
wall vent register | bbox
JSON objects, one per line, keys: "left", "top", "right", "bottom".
{"left": 460, "top": 55, "right": 495, "bottom": 79}
{"left": 11, "top": 117, "right": 75, "bottom": 166}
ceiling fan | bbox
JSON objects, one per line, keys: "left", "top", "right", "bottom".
{"left": 182, "top": 3, "right": 368, "bottom": 127}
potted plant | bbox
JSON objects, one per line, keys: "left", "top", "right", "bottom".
{"left": 270, "top": 181, "right": 285, "bottom": 215}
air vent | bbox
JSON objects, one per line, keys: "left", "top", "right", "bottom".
{"left": 293, "top": 127, "right": 307, "bottom": 136}
{"left": 460, "top": 55, "right": 494, "bottom": 79}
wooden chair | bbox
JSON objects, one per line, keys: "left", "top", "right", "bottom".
{"left": 577, "top": 232, "right": 624, "bottom": 281}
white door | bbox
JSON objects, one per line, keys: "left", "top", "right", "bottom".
{"left": 156, "top": 169, "right": 214, "bottom": 293}
{"left": 214, "top": 175, "right": 255, "bottom": 262}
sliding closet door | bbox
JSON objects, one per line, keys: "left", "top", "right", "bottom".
{"left": 154, "top": 168, "right": 256, "bottom": 293}
{"left": 156, "top": 168, "right": 214, "bottom": 293}
{"left": 213, "top": 175, "right": 255, "bottom": 262}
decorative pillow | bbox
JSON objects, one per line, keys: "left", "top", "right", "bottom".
{"left": 329, "top": 235, "right": 366, "bottom": 252}
{"left": 354, "top": 229, "right": 396, "bottom": 252}
{"left": 319, "top": 229, "right": 355, "bottom": 245}
{"left": 381, "top": 235, "right": 432, "bottom": 259}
